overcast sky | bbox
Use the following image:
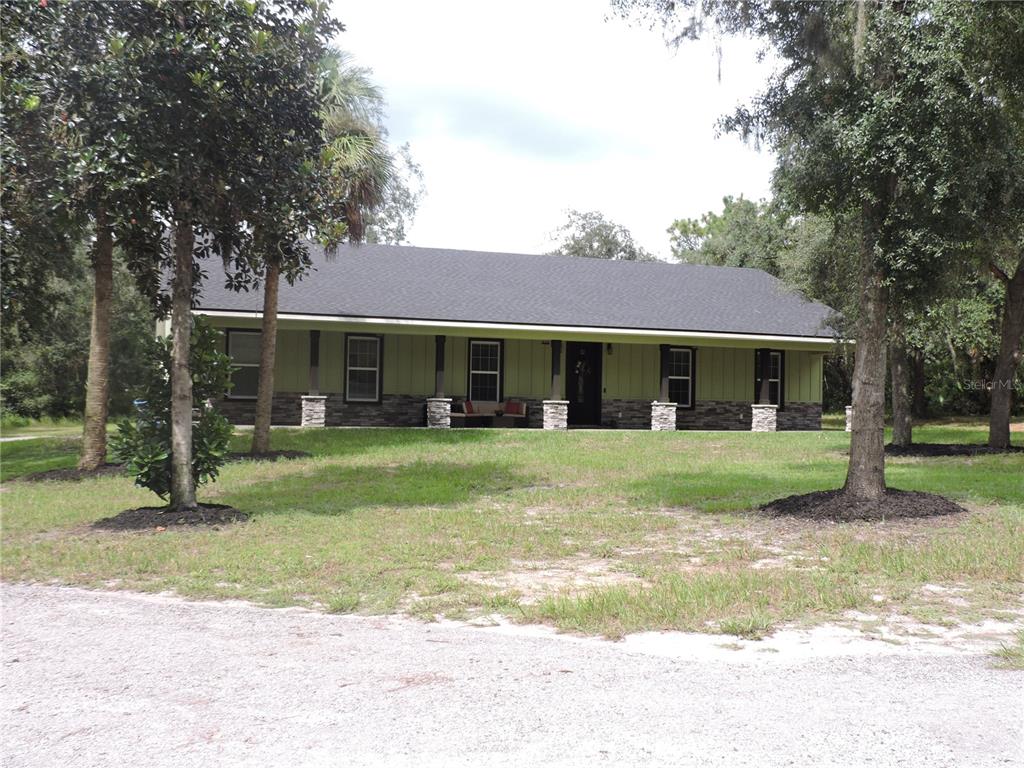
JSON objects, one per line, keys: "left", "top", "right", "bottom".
{"left": 333, "top": 0, "right": 777, "bottom": 260}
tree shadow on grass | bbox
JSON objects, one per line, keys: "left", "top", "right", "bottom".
{"left": 230, "top": 426, "right": 508, "bottom": 461}
{"left": 224, "top": 458, "right": 540, "bottom": 517}
{"left": 630, "top": 449, "right": 1022, "bottom": 514}
{"left": 628, "top": 464, "right": 848, "bottom": 515}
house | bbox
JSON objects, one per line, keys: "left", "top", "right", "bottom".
{"left": 192, "top": 243, "right": 838, "bottom": 431}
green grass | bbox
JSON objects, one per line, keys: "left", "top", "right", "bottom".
{"left": 0, "top": 415, "right": 92, "bottom": 439}
{"left": 993, "top": 629, "right": 1024, "bottom": 670}
{"left": 1, "top": 421, "right": 1021, "bottom": 640}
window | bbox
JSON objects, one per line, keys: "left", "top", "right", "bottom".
{"left": 227, "top": 330, "right": 260, "bottom": 399}
{"left": 755, "top": 350, "right": 784, "bottom": 406}
{"left": 468, "top": 340, "right": 501, "bottom": 401}
{"left": 667, "top": 347, "right": 693, "bottom": 407}
{"left": 346, "top": 335, "right": 381, "bottom": 402}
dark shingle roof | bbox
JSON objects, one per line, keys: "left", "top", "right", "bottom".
{"left": 195, "top": 243, "right": 836, "bottom": 339}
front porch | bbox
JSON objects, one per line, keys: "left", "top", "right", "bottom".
{"left": 207, "top": 319, "right": 827, "bottom": 432}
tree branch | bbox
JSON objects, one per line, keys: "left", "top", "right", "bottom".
{"left": 989, "top": 260, "right": 1010, "bottom": 284}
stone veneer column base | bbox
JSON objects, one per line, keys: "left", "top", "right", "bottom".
{"left": 845, "top": 405, "right": 854, "bottom": 432}
{"left": 542, "top": 400, "right": 569, "bottom": 430}
{"left": 301, "top": 395, "right": 327, "bottom": 428}
{"left": 751, "top": 403, "right": 778, "bottom": 432}
{"left": 650, "top": 402, "right": 677, "bottom": 431}
{"left": 426, "top": 397, "right": 452, "bottom": 429}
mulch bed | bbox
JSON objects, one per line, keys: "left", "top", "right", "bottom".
{"left": 760, "top": 488, "right": 967, "bottom": 522}
{"left": 886, "top": 443, "right": 1023, "bottom": 457}
{"left": 19, "top": 463, "right": 125, "bottom": 483}
{"left": 92, "top": 503, "right": 249, "bottom": 532}
{"left": 227, "top": 450, "right": 311, "bottom": 462}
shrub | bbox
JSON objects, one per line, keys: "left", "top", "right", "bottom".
{"left": 111, "top": 317, "right": 234, "bottom": 500}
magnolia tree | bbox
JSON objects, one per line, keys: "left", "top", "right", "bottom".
{"left": 1, "top": 2, "right": 162, "bottom": 470}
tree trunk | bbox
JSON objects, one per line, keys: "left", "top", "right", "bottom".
{"left": 988, "top": 257, "right": 1024, "bottom": 450}
{"left": 844, "top": 265, "right": 888, "bottom": 501}
{"left": 911, "top": 349, "right": 926, "bottom": 419}
{"left": 169, "top": 209, "right": 196, "bottom": 511}
{"left": 251, "top": 259, "right": 279, "bottom": 455}
{"left": 889, "top": 340, "right": 912, "bottom": 448}
{"left": 78, "top": 207, "right": 114, "bottom": 471}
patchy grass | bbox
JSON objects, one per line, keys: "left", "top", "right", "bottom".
{"left": 992, "top": 629, "right": 1024, "bottom": 670}
{"left": 1, "top": 422, "right": 1021, "bottom": 640}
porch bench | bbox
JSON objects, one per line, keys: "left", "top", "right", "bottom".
{"left": 449, "top": 400, "right": 528, "bottom": 428}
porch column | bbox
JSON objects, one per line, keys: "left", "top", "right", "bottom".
{"left": 750, "top": 347, "right": 777, "bottom": 432}
{"left": 543, "top": 340, "right": 568, "bottom": 430}
{"left": 751, "top": 403, "right": 777, "bottom": 432}
{"left": 434, "top": 334, "right": 446, "bottom": 397}
{"left": 427, "top": 334, "right": 452, "bottom": 428}
{"left": 301, "top": 330, "right": 325, "bottom": 427}
{"left": 652, "top": 344, "right": 677, "bottom": 431}
{"left": 756, "top": 348, "right": 772, "bottom": 404}
{"left": 308, "top": 330, "right": 321, "bottom": 394}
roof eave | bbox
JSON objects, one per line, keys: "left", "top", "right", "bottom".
{"left": 194, "top": 309, "right": 844, "bottom": 350}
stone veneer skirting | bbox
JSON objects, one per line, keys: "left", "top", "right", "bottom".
{"left": 218, "top": 394, "right": 302, "bottom": 426}
{"left": 217, "top": 394, "right": 821, "bottom": 431}
{"left": 601, "top": 399, "right": 821, "bottom": 431}
{"left": 218, "top": 394, "right": 424, "bottom": 427}
{"left": 777, "top": 402, "right": 823, "bottom": 431}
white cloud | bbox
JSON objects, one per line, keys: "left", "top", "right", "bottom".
{"left": 332, "top": 0, "right": 777, "bottom": 259}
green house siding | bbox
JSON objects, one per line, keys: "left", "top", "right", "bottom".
{"left": 317, "top": 331, "right": 344, "bottom": 394}
{"left": 695, "top": 347, "right": 755, "bottom": 402}
{"left": 382, "top": 334, "right": 433, "bottom": 396}
{"left": 784, "top": 350, "right": 823, "bottom": 404}
{"left": 602, "top": 343, "right": 821, "bottom": 404}
{"left": 211, "top": 321, "right": 823, "bottom": 405}
{"left": 274, "top": 329, "right": 311, "bottom": 392}
{"left": 603, "top": 343, "right": 660, "bottom": 400}
{"left": 503, "top": 339, "right": 552, "bottom": 398}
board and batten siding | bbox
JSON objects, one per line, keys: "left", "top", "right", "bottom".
{"left": 783, "top": 350, "right": 823, "bottom": 404}
{"left": 220, "top": 327, "right": 822, "bottom": 405}
{"left": 602, "top": 343, "right": 822, "bottom": 404}
{"left": 239, "top": 332, "right": 557, "bottom": 398}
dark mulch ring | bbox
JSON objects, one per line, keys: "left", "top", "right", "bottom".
{"left": 227, "top": 450, "right": 311, "bottom": 462}
{"left": 760, "top": 488, "right": 967, "bottom": 522}
{"left": 92, "top": 503, "right": 250, "bottom": 532}
{"left": 19, "top": 463, "right": 125, "bottom": 483}
{"left": 886, "top": 443, "right": 1023, "bottom": 457}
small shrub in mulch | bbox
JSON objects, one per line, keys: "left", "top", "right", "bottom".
{"left": 19, "top": 463, "right": 126, "bottom": 483}
{"left": 92, "top": 503, "right": 249, "bottom": 532}
{"left": 760, "top": 488, "right": 967, "bottom": 522}
{"left": 227, "top": 450, "right": 311, "bottom": 462}
{"left": 886, "top": 443, "right": 1023, "bottom": 457}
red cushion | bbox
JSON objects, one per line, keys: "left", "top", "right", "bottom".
{"left": 505, "top": 401, "right": 521, "bottom": 415}
{"left": 464, "top": 400, "right": 474, "bottom": 414}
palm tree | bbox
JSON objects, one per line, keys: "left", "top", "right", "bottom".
{"left": 250, "top": 49, "right": 394, "bottom": 454}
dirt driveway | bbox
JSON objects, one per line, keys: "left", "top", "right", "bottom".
{"left": 2, "top": 584, "right": 1021, "bottom": 767}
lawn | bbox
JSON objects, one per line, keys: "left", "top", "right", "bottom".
{"left": 1, "top": 421, "right": 1021, "bottom": 640}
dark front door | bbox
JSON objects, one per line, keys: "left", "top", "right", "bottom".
{"left": 566, "top": 342, "right": 602, "bottom": 426}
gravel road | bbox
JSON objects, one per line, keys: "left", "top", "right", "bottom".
{"left": 2, "top": 583, "right": 1021, "bottom": 767}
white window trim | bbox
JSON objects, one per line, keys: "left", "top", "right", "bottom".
{"left": 227, "top": 329, "right": 260, "bottom": 400}
{"left": 346, "top": 335, "right": 381, "bottom": 402}
{"left": 668, "top": 347, "right": 693, "bottom": 408}
{"left": 469, "top": 340, "right": 501, "bottom": 402}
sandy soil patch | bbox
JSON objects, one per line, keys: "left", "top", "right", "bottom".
{"left": 458, "top": 558, "right": 644, "bottom": 603}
